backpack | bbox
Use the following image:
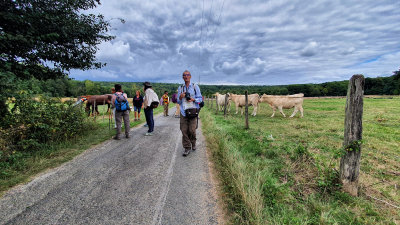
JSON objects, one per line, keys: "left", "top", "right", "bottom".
{"left": 171, "top": 93, "right": 177, "bottom": 103}
{"left": 115, "top": 93, "right": 129, "bottom": 111}
{"left": 150, "top": 101, "right": 159, "bottom": 108}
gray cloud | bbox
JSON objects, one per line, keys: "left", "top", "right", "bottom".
{"left": 71, "top": 0, "right": 400, "bottom": 85}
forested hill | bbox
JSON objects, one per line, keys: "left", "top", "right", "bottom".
{"left": 16, "top": 72, "right": 400, "bottom": 98}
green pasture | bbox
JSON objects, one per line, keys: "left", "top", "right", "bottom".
{"left": 201, "top": 96, "right": 399, "bottom": 224}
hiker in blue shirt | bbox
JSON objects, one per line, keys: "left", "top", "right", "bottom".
{"left": 177, "top": 70, "right": 202, "bottom": 156}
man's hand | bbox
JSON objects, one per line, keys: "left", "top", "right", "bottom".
{"left": 179, "top": 92, "right": 186, "bottom": 100}
{"left": 187, "top": 97, "right": 195, "bottom": 102}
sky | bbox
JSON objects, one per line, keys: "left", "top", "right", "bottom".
{"left": 70, "top": 0, "right": 400, "bottom": 85}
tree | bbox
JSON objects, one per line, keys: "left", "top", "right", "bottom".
{"left": 85, "top": 80, "right": 100, "bottom": 95}
{"left": 0, "top": 0, "right": 116, "bottom": 121}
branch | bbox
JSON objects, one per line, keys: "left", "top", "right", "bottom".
{"left": 365, "top": 194, "right": 400, "bottom": 210}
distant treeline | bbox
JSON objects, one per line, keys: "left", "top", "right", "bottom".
{"left": 16, "top": 72, "right": 400, "bottom": 98}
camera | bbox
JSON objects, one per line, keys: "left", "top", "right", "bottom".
{"left": 185, "top": 92, "right": 191, "bottom": 101}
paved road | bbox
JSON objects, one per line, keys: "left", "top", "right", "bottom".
{"left": 0, "top": 108, "right": 220, "bottom": 225}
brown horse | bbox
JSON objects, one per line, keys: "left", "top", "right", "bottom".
{"left": 85, "top": 95, "right": 113, "bottom": 116}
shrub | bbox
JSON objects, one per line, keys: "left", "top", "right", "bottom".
{"left": 0, "top": 91, "right": 95, "bottom": 171}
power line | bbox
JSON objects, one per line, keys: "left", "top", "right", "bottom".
{"left": 204, "top": 0, "right": 214, "bottom": 47}
{"left": 209, "top": 0, "right": 226, "bottom": 48}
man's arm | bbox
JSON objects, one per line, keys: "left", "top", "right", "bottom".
{"left": 177, "top": 86, "right": 183, "bottom": 104}
{"left": 194, "top": 85, "right": 202, "bottom": 103}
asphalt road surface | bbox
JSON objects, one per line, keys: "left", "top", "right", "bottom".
{"left": 0, "top": 108, "right": 220, "bottom": 225}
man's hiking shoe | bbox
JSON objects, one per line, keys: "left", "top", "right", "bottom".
{"left": 182, "top": 148, "right": 190, "bottom": 157}
{"left": 113, "top": 136, "right": 120, "bottom": 140}
{"left": 145, "top": 132, "right": 153, "bottom": 136}
{"left": 144, "top": 124, "right": 148, "bottom": 127}
{"left": 125, "top": 134, "right": 130, "bottom": 138}
{"left": 192, "top": 147, "right": 196, "bottom": 151}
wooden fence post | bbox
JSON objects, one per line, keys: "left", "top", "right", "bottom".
{"left": 340, "top": 74, "right": 365, "bottom": 196}
{"left": 245, "top": 91, "right": 249, "bottom": 129}
{"left": 103, "top": 99, "right": 105, "bottom": 121}
{"left": 216, "top": 95, "right": 218, "bottom": 114}
{"left": 94, "top": 100, "right": 96, "bottom": 121}
{"left": 224, "top": 94, "right": 229, "bottom": 117}
{"left": 211, "top": 96, "right": 213, "bottom": 109}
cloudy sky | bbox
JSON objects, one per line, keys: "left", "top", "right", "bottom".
{"left": 71, "top": 0, "right": 400, "bottom": 85}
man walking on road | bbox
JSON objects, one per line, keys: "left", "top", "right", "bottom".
{"left": 162, "top": 91, "right": 170, "bottom": 116}
{"left": 143, "top": 82, "right": 159, "bottom": 136}
{"left": 177, "top": 70, "right": 202, "bottom": 156}
{"left": 111, "top": 84, "right": 130, "bottom": 140}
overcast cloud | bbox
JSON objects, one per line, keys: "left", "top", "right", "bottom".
{"left": 71, "top": 0, "right": 400, "bottom": 85}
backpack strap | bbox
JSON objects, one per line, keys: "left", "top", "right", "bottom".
{"left": 181, "top": 83, "right": 197, "bottom": 95}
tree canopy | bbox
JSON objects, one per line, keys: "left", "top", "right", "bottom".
{"left": 0, "top": 0, "right": 116, "bottom": 119}
{"left": 0, "top": 0, "right": 114, "bottom": 80}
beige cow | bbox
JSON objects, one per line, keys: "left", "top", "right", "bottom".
{"left": 230, "top": 93, "right": 260, "bottom": 116}
{"left": 259, "top": 93, "right": 304, "bottom": 118}
{"left": 215, "top": 92, "right": 231, "bottom": 112}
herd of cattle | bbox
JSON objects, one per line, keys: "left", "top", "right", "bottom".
{"left": 81, "top": 92, "right": 305, "bottom": 118}
{"left": 214, "top": 92, "right": 304, "bottom": 118}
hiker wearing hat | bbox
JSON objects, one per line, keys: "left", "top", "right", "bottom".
{"left": 143, "top": 82, "right": 159, "bottom": 136}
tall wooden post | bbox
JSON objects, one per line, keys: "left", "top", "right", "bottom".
{"left": 216, "top": 95, "right": 218, "bottom": 114}
{"left": 245, "top": 91, "right": 249, "bottom": 129}
{"left": 340, "top": 74, "right": 365, "bottom": 196}
{"left": 224, "top": 94, "right": 229, "bottom": 117}
{"left": 211, "top": 96, "right": 213, "bottom": 109}
{"left": 94, "top": 100, "right": 96, "bottom": 121}
{"left": 103, "top": 99, "right": 105, "bottom": 121}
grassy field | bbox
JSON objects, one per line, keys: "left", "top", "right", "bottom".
{"left": 201, "top": 96, "right": 399, "bottom": 224}
{"left": 0, "top": 104, "right": 168, "bottom": 196}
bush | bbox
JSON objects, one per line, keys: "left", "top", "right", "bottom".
{"left": 0, "top": 91, "right": 95, "bottom": 171}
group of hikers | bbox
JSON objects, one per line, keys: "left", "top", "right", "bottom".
{"left": 111, "top": 70, "right": 202, "bottom": 157}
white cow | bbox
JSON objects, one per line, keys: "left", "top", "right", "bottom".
{"left": 259, "top": 93, "right": 304, "bottom": 118}
{"left": 230, "top": 93, "right": 260, "bottom": 116}
{"left": 215, "top": 92, "right": 231, "bottom": 112}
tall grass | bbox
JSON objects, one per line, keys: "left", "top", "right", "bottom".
{"left": 201, "top": 96, "right": 399, "bottom": 224}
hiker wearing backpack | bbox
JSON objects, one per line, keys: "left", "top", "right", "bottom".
{"left": 177, "top": 70, "right": 203, "bottom": 156}
{"left": 162, "top": 91, "right": 170, "bottom": 116}
{"left": 111, "top": 84, "right": 130, "bottom": 140}
{"left": 143, "top": 82, "right": 159, "bottom": 136}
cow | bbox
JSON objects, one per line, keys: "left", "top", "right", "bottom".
{"left": 215, "top": 92, "right": 231, "bottom": 112}
{"left": 85, "top": 94, "right": 113, "bottom": 116}
{"left": 229, "top": 93, "right": 260, "bottom": 116}
{"left": 259, "top": 93, "right": 304, "bottom": 118}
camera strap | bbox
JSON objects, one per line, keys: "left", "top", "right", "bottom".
{"left": 181, "top": 83, "right": 197, "bottom": 96}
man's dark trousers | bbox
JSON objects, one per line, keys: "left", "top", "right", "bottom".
{"left": 180, "top": 114, "right": 197, "bottom": 150}
{"left": 144, "top": 107, "right": 154, "bottom": 133}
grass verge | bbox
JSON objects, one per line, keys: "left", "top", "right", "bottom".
{"left": 201, "top": 96, "right": 399, "bottom": 224}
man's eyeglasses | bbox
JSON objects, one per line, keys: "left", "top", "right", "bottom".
{"left": 183, "top": 74, "right": 191, "bottom": 77}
